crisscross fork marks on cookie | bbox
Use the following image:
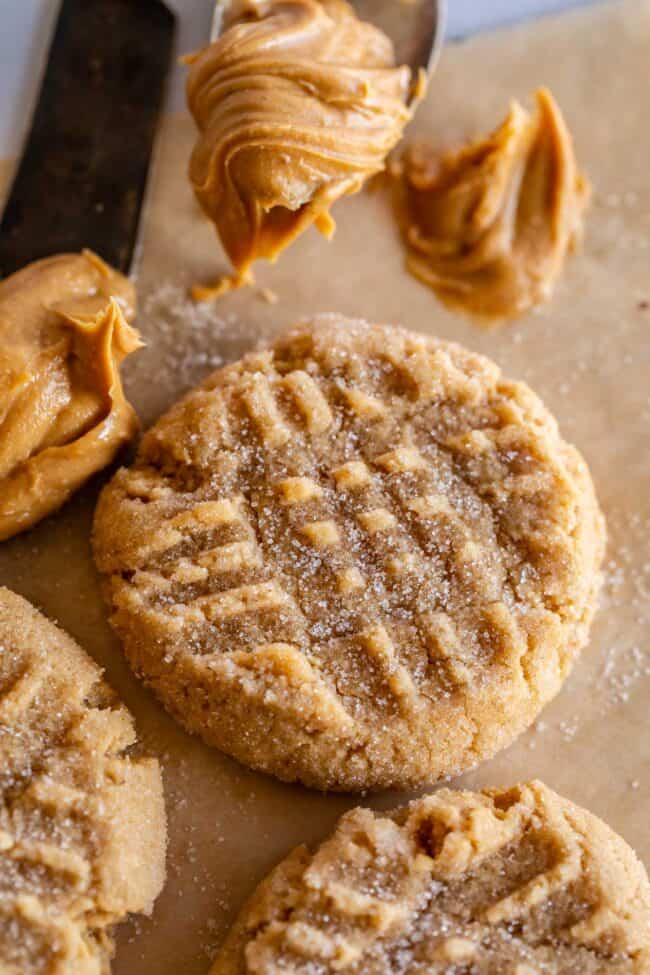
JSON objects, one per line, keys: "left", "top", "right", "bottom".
{"left": 192, "top": 580, "right": 291, "bottom": 624}
{"left": 133, "top": 496, "right": 246, "bottom": 569}
{"left": 0, "top": 588, "right": 166, "bottom": 975}
{"left": 198, "top": 454, "right": 419, "bottom": 717}
{"left": 441, "top": 423, "right": 580, "bottom": 607}
{"left": 127, "top": 494, "right": 268, "bottom": 606}
{"left": 202, "top": 642, "right": 356, "bottom": 740}
{"left": 360, "top": 624, "right": 419, "bottom": 715}
{"left": 282, "top": 370, "right": 334, "bottom": 434}
{"left": 258, "top": 458, "right": 433, "bottom": 712}
{"left": 241, "top": 373, "right": 292, "bottom": 447}
{"left": 275, "top": 476, "right": 369, "bottom": 598}
{"left": 0, "top": 665, "right": 46, "bottom": 724}
{"left": 370, "top": 440, "right": 509, "bottom": 608}
{"left": 381, "top": 333, "right": 488, "bottom": 404}
{"left": 404, "top": 490, "right": 500, "bottom": 604}
{"left": 25, "top": 777, "right": 88, "bottom": 815}
{"left": 419, "top": 611, "right": 474, "bottom": 688}
{"left": 133, "top": 486, "right": 322, "bottom": 658}
{"left": 245, "top": 808, "right": 436, "bottom": 973}
{"left": 332, "top": 457, "right": 432, "bottom": 588}
{"left": 241, "top": 369, "right": 335, "bottom": 447}
{"left": 215, "top": 783, "right": 650, "bottom": 975}
{"left": 330, "top": 451, "right": 484, "bottom": 699}
{"left": 94, "top": 319, "right": 605, "bottom": 790}
{"left": 122, "top": 467, "right": 177, "bottom": 503}
{"left": 341, "top": 386, "right": 388, "bottom": 419}
{"left": 1, "top": 840, "right": 91, "bottom": 896}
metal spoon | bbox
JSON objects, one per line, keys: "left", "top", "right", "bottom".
{"left": 211, "top": 0, "right": 445, "bottom": 88}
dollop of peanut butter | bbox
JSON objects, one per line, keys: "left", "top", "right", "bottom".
{"left": 185, "top": 0, "right": 415, "bottom": 300}
{"left": 0, "top": 251, "right": 141, "bottom": 541}
{"left": 393, "top": 88, "right": 590, "bottom": 321}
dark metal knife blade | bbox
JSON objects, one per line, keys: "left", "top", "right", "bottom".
{"left": 0, "top": 0, "right": 175, "bottom": 278}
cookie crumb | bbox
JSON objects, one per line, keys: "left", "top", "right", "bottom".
{"left": 258, "top": 286, "right": 279, "bottom": 305}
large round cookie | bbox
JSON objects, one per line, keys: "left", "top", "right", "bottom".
{"left": 0, "top": 588, "right": 166, "bottom": 975}
{"left": 93, "top": 318, "right": 605, "bottom": 790}
{"left": 211, "top": 781, "right": 650, "bottom": 975}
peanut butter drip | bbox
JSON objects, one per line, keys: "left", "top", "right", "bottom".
{"left": 394, "top": 89, "right": 590, "bottom": 321}
{"left": 0, "top": 251, "right": 141, "bottom": 541}
{"left": 185, "top": 0, "right": 414, "bottom": 300}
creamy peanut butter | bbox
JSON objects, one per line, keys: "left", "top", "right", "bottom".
{"left": 393, "top": 88, "right": 590, "bottom": 321}
{"left": 0, "top": 250, "right": 141, "bottom": 541}
{"left": 185, "top": 0, "right": 415, "bottom": 300}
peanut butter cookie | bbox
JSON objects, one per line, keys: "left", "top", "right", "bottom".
{"left": 93, "top": 318, "right": 605, "bottom": 791}
{"left": 0, "top": 587, "right": 166, "bottom": 975}
{"left": 210, "top": 781, "right": 650, "bottom": 974}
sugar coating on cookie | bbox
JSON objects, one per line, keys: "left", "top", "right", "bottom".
{"left": 0, "top": 587, "right": 166, "bottom": 975}
{"left": 93, "top": 318, "right": 605, "bottom": 791}
{"left": 210, "top": 781, "right": 650, "bottom": 975}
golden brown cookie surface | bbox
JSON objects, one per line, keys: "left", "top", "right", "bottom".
{"left": 0, "top": 587, "right": 166, "bottom": 975}
{"left": 93, "top": 318, "right": 604, "bottom": 790}
{"left": 210, "top": 781, "right": 650, "bottom": 975}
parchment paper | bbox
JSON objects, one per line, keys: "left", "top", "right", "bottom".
{"left": 1, "top": 2, "right": 649, "bottom": 972}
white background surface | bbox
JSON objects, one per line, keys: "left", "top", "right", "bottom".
{"left": 0, "top": 0, "right": 595, "bottom": 160}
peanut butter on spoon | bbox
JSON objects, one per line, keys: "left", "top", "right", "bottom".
{"left": 392, "top": 88, "right": 590, "bottom": 321}
{"left": 0, "top": 250, "right": 141, "bottom": 541}
{"left": 184, "top": 0, "right": 418, "bottom": 301}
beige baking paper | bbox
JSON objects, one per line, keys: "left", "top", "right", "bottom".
{"left": 1, "top": 2, "right": 649, "bottom": 972}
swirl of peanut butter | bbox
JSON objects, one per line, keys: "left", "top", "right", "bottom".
{"left": 185, "top": 0, "right": 415, "bottom": 300}
{"left": 393, "top": 88, "right": 590, "bottom": 321}
{"left": 0, "top": 251, "right": 141, "bottom": 541}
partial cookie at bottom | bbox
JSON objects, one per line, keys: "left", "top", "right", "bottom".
{"left": 211, "top": 781, "right": 650, "bottom": 975}
{"left": 0, "top": 587, "right": 167, "bottom": 975}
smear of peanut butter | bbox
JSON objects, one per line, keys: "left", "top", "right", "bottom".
{"left": 392, "top": 88, "right": 590, "bottom": 321}
{"left": 0, "top": 251, "right": 141, "bottom": 541}
{"left": 184, "top": 0, "right": 416, "bottom": 301}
